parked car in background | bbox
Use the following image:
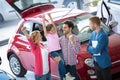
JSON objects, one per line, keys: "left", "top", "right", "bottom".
{"left": 0, "top": 57, "right": 16, "bottom": 80}
{"left": 0, "top": 69, "right": 16, "bottom": 80}
{"left": 51, "top": 0, "right": 99, "bottom": 12}
{"left": 0, "top": 0, "right": 18, "bottom": 24}
{"left": 96, "top": 0, "right": 120, "bottom": 34}
{"left": 51, "top": 0, "right": 81, "bottom": 9}
{"left": 6, "top": 0, "right": 120, "bottom": 80}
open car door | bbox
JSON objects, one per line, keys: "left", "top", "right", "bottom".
{"left": 6, "top": 0, "right": 54, "bottom": 18}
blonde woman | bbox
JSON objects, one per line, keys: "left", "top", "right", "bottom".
{"left": 21, "top": 26, "right": 52, "bottom": 80}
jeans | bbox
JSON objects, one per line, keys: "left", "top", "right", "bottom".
{"left": 35, "top": 72, "right": 52, "bottom": 80}
{"left": 65, "top": 65, "right": 80, "bottom": 80}
{"left": 50, "top": 50, "right": 67, "bottom": 80}
{"left": 94, "top": 61, "right": 112, "bottom": 80}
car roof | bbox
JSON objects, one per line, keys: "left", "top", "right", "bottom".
{"left": 24, "top": 8, "right": 88, "bottom": 24}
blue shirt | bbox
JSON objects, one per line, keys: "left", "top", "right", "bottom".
{"left": 87, "top": 28, "right": 111, "bottom": 68}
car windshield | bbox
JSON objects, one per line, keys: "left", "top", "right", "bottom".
{"left": 13, "top": 0, "right": 50, "bottom": 10}
{"left": 57, "top": 13, "right": 110, "bottom": 43}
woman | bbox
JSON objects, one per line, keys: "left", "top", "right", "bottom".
{"left": 21, "top": 26, "right": 52, "bottom": 80}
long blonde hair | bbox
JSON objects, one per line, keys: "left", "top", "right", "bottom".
{"left": 30, "top": 30, "right": 41, "bottom": 45}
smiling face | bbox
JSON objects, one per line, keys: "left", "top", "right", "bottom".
{"left": 62, "top": 24, "right": 72, "bottom": 35}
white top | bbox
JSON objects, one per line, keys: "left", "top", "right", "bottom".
{"left": 41, "top": 42, "right": 49, "bottom": 75}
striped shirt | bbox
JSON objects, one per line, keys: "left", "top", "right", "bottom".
{"left": 59, "top": 35, "right": 80, "bottom": 65}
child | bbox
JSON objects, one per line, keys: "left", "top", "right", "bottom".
{"left": 42, "top": 13, "right": 75, "bottom": 80}
{"left": 21, "top": 26, "right": 52, "bottom": 80}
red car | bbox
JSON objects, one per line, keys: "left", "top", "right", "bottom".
{"left": 6, "top": 0, "right": 120, "bottom": 80}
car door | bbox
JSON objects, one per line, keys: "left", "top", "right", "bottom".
{"left": 14, "top": 21, "right": 34, "bottom": 71}
{"left": 97, "top": 0, "right": 120, "bottom": 34}
{"left": 108, "top": 33, "right": 120, "bottom": 74}
{"left": 107, "top": 0, "right": 120, "bottom": 34}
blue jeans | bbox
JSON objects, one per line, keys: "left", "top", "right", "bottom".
{"left": 35, "top": 72, "right": 52, "bottom": 80}
{"left": 50, "top": 50, "right": 67, "bottom": 80}
{"left": 65, "top": 65, "right": 80, "bottom": 80}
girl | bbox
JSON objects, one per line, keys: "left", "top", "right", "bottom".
{"left": 42, "top": 13, "right": 75, "bottom": 80}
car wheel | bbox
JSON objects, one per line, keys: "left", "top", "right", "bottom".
{"left": 9, "top": 54, "right": 27, "bottom": 77}
{"left": 0, "top": 13, "right": 4, "bottom": 24}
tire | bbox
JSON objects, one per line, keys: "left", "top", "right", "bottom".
{"left": 63, "top": 0, "right": 84, "bottom": 9}
{"left": 9, "top": 54, "right": 27, "bottom": 77}
{"left": 0, "top": 13, "right": 4, "bottom": 24}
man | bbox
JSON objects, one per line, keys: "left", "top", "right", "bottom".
{"left": 59, "top": 20, "right": 80, "bottom": 80}
{"left": 87, "top": 16, "right": 112, "bottom": 80}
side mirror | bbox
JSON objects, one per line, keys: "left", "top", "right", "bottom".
{"left": 109, "top": 20, "right": 118, "bottom": 29}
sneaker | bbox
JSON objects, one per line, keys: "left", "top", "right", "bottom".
{"left": 65, "top": 72, "right": 75, "bottom": 80}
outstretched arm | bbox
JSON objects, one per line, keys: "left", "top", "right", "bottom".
{"left": 42, "top": 15, "right": 47, "bottom": 36}
{"left": 21, "top": 26, "right": 30, "bottom": 39}
{"left": 48, "top": 13, "right": 57, "bottom": 32}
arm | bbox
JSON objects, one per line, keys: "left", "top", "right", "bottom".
{"left": 48, "top": 13, "right": 57, "bottom": 32}
{"left": 87, "top": 34, "right": 107, "bottom": 55}
{"left": 21, "top": 26, "right": 30, "bottom": 39}
{"left": 21, "top": 26, "right": 36, "bottom": 50}
{"left": 42, "top": 15, "right": 47, "bottom": 36}
{"left": 87, "top": 35, "right": 92, "bottom": 54}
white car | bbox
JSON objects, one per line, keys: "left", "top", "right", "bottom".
{"left": 51, "top": 0, "right": 99, "bottom": 12}
{"left": 96, "top": 0, "right": 120, "bottom": 34}
{"left": 0, "top": 0, "right": 18, "bottom": 24}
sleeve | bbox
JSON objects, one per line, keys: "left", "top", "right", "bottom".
{"left": 87, "top": 34, "right": 107, "bottom": 55}
{"left": 87, "top": 34, "right": 92, "bottom": 54}
{"left": 71, "top": 36, "right": 81, "bottom": 54}
{"left": 59, "top": 36, "right": 62, "bottom": 47}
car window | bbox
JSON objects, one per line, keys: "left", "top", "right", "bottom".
{"left": 18, "top": 21, "right": 33, "bottom": 35}
{"left": 18, "top": 21, "right": 47, "bottom": 41}
{"left": 109, "top": 0, "right": 120, "bottom": 4}
{"left": 33, "top": 23, "right": 47, "bottom": 41}
{"left": 33, "top": 23, "right": 43, "bottom": 31}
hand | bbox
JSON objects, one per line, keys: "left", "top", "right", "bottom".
{"left": 42, "top": 14, "right": 45, "bottom": 19}
{"left": 21, "top": 26, "right": 26, "bottom": 33}
{"left": 54, "top": 56, "right": 61, "bottom": 62}
{"left": 69, "top": 35, "right": 75, "bottom": 44}
{"left": 47, "top": 13, "right": 51, "bottom": 17}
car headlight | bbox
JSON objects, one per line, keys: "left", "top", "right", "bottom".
{"left": 84, "top": 58, "right": 94, "bottom": 67}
